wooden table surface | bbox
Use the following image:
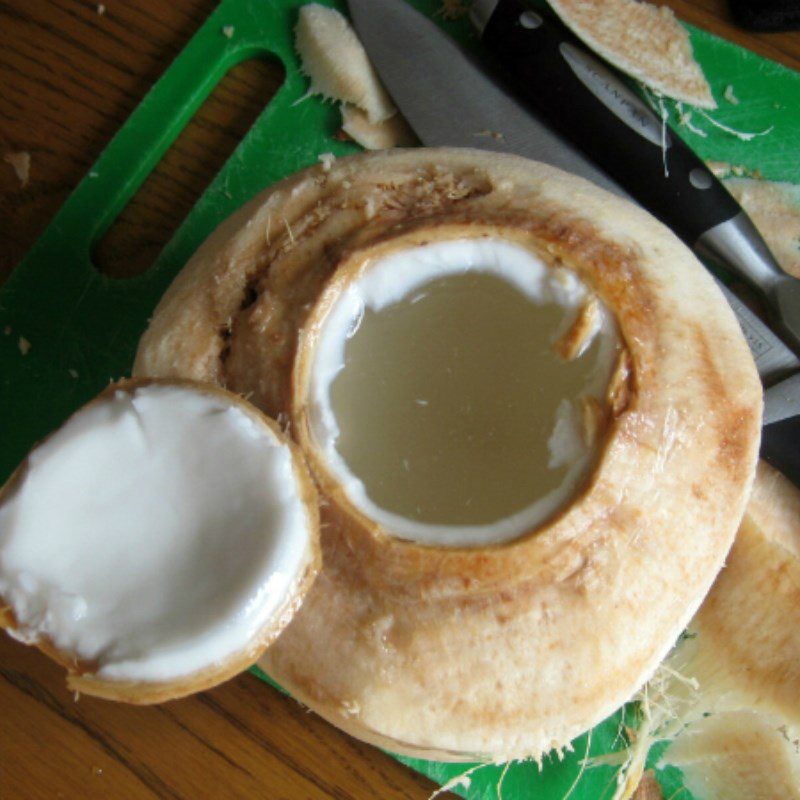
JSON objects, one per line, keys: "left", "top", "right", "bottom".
{"left": 0, "top": 2, "right": 798, "bottom": 798}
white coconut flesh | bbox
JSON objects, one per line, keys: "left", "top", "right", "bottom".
{"left": 308, "top": 238, "right": 621, "bottom": 547}
{"left": 0, "top": 383, "right": 315, "bottom": 684}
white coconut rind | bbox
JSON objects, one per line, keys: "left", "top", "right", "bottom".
{"left": 723, "top": 177, "right": 800, "bottom": 279}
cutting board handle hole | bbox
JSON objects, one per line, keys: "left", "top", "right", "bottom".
{"left": 92, "top": 56, "right": 285, "bottom": 280}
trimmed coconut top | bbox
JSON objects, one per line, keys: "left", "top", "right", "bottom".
{"left": 549, "top": 0, "right": 716, "bottom": 108}
{"left": 0, "top": 382, "right": 318, "bottom": 688}
{"left": 307, "top": 237, "right": 620, "bottom": 546}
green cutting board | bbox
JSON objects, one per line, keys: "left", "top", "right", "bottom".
{"left": 1, "top": 1, "right": 798, "bottom": 797}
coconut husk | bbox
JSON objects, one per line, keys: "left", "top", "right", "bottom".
{"left": 134, "top": 148, "right": 760, "bottom": 760}
{"left": 549, "top": 0, "right": 715, "bottom": 108}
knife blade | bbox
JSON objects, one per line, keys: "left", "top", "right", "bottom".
{"left": 347, "top": 0, "right": 800, "bottom": 484}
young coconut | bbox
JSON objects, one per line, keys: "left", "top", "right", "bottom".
{"left": 134, "top": 148, "right": 761, "bottom": 760}
{"left": 0, "top": 380, "right": 320, "bottom": 703}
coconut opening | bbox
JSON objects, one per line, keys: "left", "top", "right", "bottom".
{"left": 0, "top": 382, "right": 317, "bottom": 684}
{"left": 308, "top": 237, "right": 621, "bottom": 546}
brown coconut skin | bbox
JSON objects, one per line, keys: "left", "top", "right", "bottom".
{"left": 0, "top": 378, "right": 321, "bottom": 704}
{"left": 134, "top": 149, "right": 762, "bottom": 759}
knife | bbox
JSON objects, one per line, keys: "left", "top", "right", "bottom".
{"left": 469, "top": 0, "right": 800, "bottom": 357}
{"left": 346, "top": 0, "right": 800, "bottom": 485}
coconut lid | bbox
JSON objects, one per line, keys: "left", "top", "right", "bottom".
{"left": 0, "top": 379, "right": 320, "bottom": 703}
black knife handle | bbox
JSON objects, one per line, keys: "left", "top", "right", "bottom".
{"left": 480, "top": 0, "right": 741, "bottom": 245}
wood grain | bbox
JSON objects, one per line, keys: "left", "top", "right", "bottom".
{"left": 0, "top": 2, "right": 798, "bottom": 799}
{"left": 0, "top": 0, "right": 218, "bottom": 282}
{"left": 0, "top": 635, "right": 439, "bottom": 799}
